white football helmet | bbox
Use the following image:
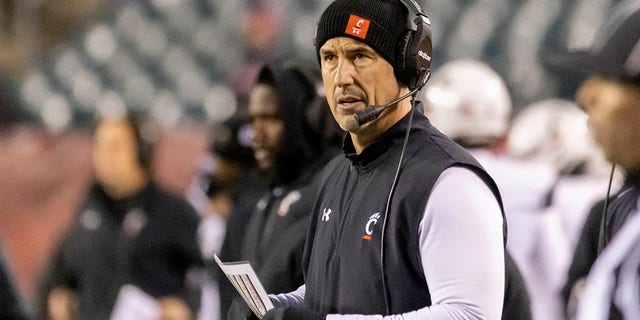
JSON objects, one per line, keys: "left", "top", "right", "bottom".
{"left": 423, "top": 59, "right": 512, "bottom": 143}
{"left": 507, "top": 98, "right": 608, "bottom": 176}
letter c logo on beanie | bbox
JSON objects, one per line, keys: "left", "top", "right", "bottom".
{"left": 345, "top": 14, "right": 370, "bottom": 39}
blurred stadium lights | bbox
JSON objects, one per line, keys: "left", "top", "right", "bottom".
{"left": 72, "top": 69, "right": 103, "bottom": 112}
{"left": 150, "top": 89, "right": 184, "bottom": 128}
{"left": 114, "top": 4, "right": 170, "bottom": 61}
{"left": 204, "top": 84, "right": 237, "bottom": 123}
{"left": 290, "top": 12, "right": 320, "bottom": 57}
{"left": 40, "top": 93, "right": 73, "bottom": 132}
{"left": 96, "top": 90, "right": 127, "bottom": 119}
{"left": 21, "top": 71, "right": 53, "bottom": 112}
{"left": 154, "top": 0, "right": 202, "bottom": 37}
{"left": 84, "top": 24, "right": 118, "bottom": 65}
{"left": 124, "top": 74, "right": 156, "bottom": 112}
{"left": 14, "top": 0, "right": 241, "bottom": 133}
{"left": 53, "top": 48, "right": 86, "bottom": 89}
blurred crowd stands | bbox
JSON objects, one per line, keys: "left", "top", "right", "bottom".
{"left": 0, "top": 0, "right": 626, "bottom": 131}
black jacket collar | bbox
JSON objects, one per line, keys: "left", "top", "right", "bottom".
{"left": 343, "top": 103, "right": 428, "bottom": 168}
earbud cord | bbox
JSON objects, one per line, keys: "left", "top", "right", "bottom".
{"left": 379, "top": 93, "right": 417, "bottom": 315}
{"left": 598, "top": 163, "right": 617, "bottom": 252}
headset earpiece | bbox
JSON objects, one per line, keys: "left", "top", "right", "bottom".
{"left": 396, "top": 0, "right": 432, "bottom": 89}
{"left": 395, "top": 30, "right": 414, "bottom": 85}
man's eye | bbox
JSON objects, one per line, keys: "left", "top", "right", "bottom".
{"left": 323, "top": 54, "right": 336, "bottom": 62}
{"left": 354, "top": 53, "right": 366, "bottom": 59}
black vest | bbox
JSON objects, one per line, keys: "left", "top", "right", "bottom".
{"left": 302, "top": 110, "right": 505, "bottom": 315}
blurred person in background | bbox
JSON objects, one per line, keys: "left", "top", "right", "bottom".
{"left": 225, "top": 59, "right": 342, "bottom": 319}
{"left": 214, "top": 113, "right": 268, "bottom": 320}
{"left": 506, "top": 99, "right": 617, "bottom": 320}
{"left": 562, "top": 198, "right": 609, "bottom": 319}
{"left": 543, "top": 1, "right": 640, "bottom": 319}
{"left": 424, "top": 59, "right": 544, "bottom": 320}
{"left": 507, "top": 99, "right": 616, "bottom": 249}
{"left": 206, "top": 113, "right": 266, "bottom": 265}
{"left": 38, "top": 112, "right": 204, "bottom": 320}
{"left": 0, "top": 78, "right": 32, "bottom": 320}
{"left": 0, "top": 83, "right": 95, "bottom": 318}
{"left": 509, "top": 99, "right": 617, "bottom": 320}
{"left": 201, "top": 114, "right": 266, "bottom": 320}
{"left": 230, "top": 0, "right": 288, "bottom": 98}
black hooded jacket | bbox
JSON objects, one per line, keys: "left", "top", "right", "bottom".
{"left": 222, "top": 62, "right": 342, "bottom": 317}
{"left": 243, "top": 62, "right": 342, "bottom": 290}
{"left": 40, "top": 183, "right": 203, "bottom": 320}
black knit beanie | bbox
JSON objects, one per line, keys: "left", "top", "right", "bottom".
{"left": 314, "top": 0, "right": 408, "bottom": 68}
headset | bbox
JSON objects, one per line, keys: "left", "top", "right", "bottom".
{"left": 377, "top": 0, "right": 432, "bottom": 314}
{"left": 395, "top": 0, "right": 433, "bottom": 90}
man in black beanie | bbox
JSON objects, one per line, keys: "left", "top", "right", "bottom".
{"left": 229, "top": 1, "right": 507, "bottom": 319}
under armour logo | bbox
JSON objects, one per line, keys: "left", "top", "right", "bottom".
{"left": 322, "top": 208, "right": 332, "bottom": 222}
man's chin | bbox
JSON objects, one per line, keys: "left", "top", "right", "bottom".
{"left": 340, "top": 115, "right": 360, "bottom": 132}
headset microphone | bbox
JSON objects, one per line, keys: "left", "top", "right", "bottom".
{"left": 353, "top": 69, "right": 429, "bottom": 127}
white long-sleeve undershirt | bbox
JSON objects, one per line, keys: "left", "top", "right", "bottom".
{"left": 270, "top": 166, "right": 505, "bottom": 319}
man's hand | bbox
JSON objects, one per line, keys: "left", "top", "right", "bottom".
{"left": 262, "top": 307, "right": 326, "bottom": 320}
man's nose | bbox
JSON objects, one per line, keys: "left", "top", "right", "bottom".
{"left": 334, "top": 60, "right": 356, "bottom": 87}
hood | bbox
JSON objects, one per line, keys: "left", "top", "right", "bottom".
{"left": 256, "top": 62, "right": 341, "bottom": 185}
